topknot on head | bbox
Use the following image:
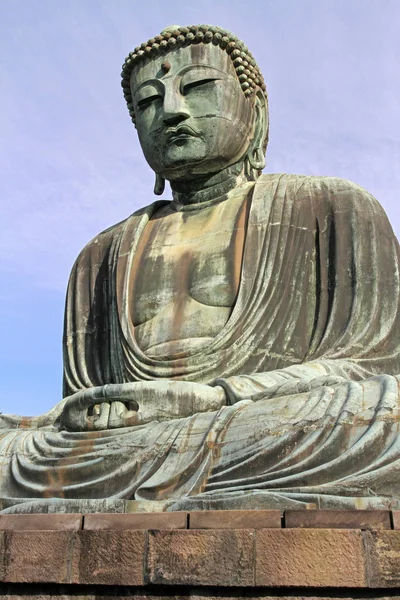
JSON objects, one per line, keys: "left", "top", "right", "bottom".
{"left": 121, "top": 24, "right": 267, "bottom": 125}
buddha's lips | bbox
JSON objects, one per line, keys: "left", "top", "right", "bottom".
{"left": 164, "top": 126, "right": 201, "bottom": 143}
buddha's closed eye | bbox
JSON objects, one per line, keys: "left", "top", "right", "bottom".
{"left": 182, "top": 77, "right": 221, "bottom": 94}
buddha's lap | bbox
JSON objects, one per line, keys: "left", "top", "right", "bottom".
{"left": 3, "top": 374, "right": 399, "bottom": 458}
{"left": 0, "top": 375, "right": 399, "bottom": 508}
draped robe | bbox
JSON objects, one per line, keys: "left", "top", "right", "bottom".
{"left": 1, "top": 172, "right": 400, "bottom": 513}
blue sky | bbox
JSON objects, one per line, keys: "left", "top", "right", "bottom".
{"left": 1, "top": 0, "right": 399, "bottom": 415}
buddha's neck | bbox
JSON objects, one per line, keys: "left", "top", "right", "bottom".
{"left": 170, "top": 163, "right": 252, "bottom": 211}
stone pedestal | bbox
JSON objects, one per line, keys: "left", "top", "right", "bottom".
{"left": 1, "top": 510, "right": 399, "bottom": 598}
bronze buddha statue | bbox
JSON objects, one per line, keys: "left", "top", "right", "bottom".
{"left": 1, "top": 25, "right": 400, "bottom": 514}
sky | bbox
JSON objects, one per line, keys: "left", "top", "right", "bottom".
{"left": 1, "top": 0, "right": 399, "bottom": 416}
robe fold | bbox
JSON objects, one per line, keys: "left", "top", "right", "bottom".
{"left": 1, "top": 173, "right": 400, "bottom": 513}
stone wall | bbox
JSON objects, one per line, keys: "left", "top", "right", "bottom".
{"left": 1, "top": 510, "right": 400, "bottom": 598}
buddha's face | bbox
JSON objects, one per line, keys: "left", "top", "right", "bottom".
{"left": 130, "top": 44, "right": 255, "bottom": 181}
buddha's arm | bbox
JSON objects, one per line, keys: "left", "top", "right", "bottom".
{"left": 60, "top": 381, "right": 226, "bottom": 431}
{"left": 59, "top": 361, "right": 365, "bottom": 430}
{"left": 215, "top": 360, "right": 368, "bottom": 405}
{"left": 59, "top": 360, "right": 366, "bottom": 431}
{"left": 0, "top": 381, "right": 226, "bottom": 432}
{"left": 216, "top": 177, "right": 400, "bottom": 404}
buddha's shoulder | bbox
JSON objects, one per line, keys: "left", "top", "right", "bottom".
{"left": 71, "top": 218, "right": 127, "bottom": 269}
{"left": 258, "top": 172, "right": 375, "bottom": 203}
{"left": 71, "top": 201, "right": 162, "bottom": 269}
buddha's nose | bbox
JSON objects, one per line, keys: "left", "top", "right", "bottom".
{"left": 162, "top": 88, "right": 190, "bottom": 125}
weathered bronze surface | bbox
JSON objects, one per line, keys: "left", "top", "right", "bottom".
{"left": 1, "top": 25, "right": 400, "bottom": 514}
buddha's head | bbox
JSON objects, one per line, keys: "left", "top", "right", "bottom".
{"left": 121, "top": 25, "right": 269, "bottom": 193}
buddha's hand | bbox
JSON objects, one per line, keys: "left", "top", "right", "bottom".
{"left": 60, "top": 381, "right": 227, "bottom": 432}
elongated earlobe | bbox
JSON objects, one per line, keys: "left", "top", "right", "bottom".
{"left": 244, "top": 89, "right": 268, "bottom": 179}
{"left": 154, "top": 173, "right": 165, "bottom": 195}
{"left": 247, "top": 147, "right": 266, "bottom": 171}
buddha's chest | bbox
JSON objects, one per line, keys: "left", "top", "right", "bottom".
{"left": 130, "top": 192, "right": 250, "bottom": 324}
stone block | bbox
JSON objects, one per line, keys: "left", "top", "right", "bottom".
{"left": 0, "top": 514, "right": 83, "bottom": 531}
{"left": 3, "top": 531, "right": 76, "bottom": 583}
{"left": 147, "top": 529, "right": 255, "bottom": 586}
{"left": 189, "top": 509, "right": 281, "bottom": 529}
{"left": 84, "top": 511, "right": 187, "bottom": 530}
{"left": 365, "top": 530, "right": 400, "bottom": 587}
{"left": 285, "top": 509, "right": 391, "bottom": 530}
{"left": 256, "top": 528, "right": 367, "bottom": 587}
{"left": 391, "top": 510, "right": 400, "bottom": 529}
{"left": 70, "top": 530, "right": 146, "bottom": 586}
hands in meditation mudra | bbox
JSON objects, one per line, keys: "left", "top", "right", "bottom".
{"left": 61, "top": 382, "right": 226, "bottom": 431}
{"left": 2, "top": 25, "right": 400, "bottom": 514}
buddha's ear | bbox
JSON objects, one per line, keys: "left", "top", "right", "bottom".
{"left": 245, "top": 89, "right": 269, "bottom": 176}
{"left": 153, "top": 173, "right": 166, "bottom": 195}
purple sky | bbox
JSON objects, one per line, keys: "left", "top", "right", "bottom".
{"left": 1, "top": 0, "right": 399, "bottom": 415}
